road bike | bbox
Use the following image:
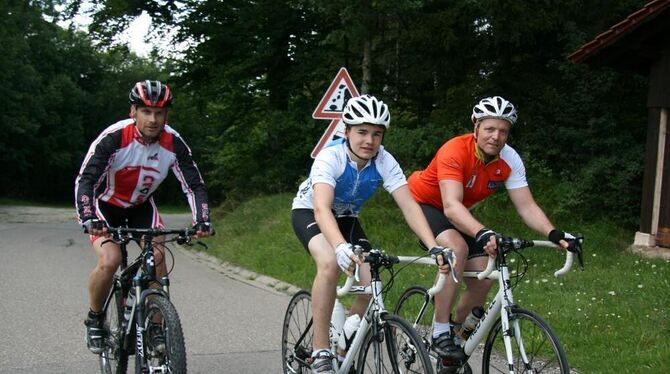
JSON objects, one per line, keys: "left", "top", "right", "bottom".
{"left": 281, "top": 247, "right": 456, "bottom": 374}
{"left": 97, "top": 226, "right": 205, "bottom": 374}
{"left": 394, "top": 235, "right": 584, "bottom": 374}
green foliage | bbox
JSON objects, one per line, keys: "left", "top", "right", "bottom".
{"left": 5, "top": 0, "right": 657, "bottom": 228}
{"left": 0, "top": 1, "right": 163, "bottom": 202}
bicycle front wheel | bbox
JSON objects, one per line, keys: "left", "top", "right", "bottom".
{"left": 99, "top": 282, "right": 129, "bottom": 374}
{"left": 281, "top": 290, "right": 313, "bottom": 374}
{"left": 137, "top": 295, "right": 187, "bottom": 373}
{"left": 357, "top": 314, "right": 434, "bottom": 374}
{"left": 482, "top": 307, "right": 569, "bottom": 374}
{"left": 393, "top": 286, "right": 433, "bottom": 351}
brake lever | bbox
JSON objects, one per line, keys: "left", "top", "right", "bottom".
{"left": 353, "top": 245, "right": 364, "bottom": 282}
{"left": 434, "top": 248, "right": 459, "bottom": 284}
{"left": 566, "top": 234, "right": 585, "bottom": 270}
{"left": 445, "top": 251, "right": 459, "bottom": 283}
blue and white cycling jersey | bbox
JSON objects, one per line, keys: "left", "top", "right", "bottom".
{"left": 292, "top": 139, "right": 407, "bottom": 217}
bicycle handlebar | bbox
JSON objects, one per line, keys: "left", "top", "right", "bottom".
{"left": 476, "top": 236, "right": 584, "bottom": 280}
{"left": 336, "top": 247, "right": 457, "bottom": 296}
{"left": 106, "top": 226, "right": 199, "bottom": 246}
{"left": 337, "top": 249, "right": 400, "bottom": 296}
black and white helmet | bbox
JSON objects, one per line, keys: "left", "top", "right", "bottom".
{"left": 342, "top": 95, "right": 390, "bottom": 128}
{"left": 471, "top": 96, "right": 517, "bottom": 125}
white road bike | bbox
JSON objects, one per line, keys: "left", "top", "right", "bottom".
{"left": 282, "top": 247, "right": 458, "bottom": 374}
{"left": 394, "top": 235, "right": 584, "bottom": 374}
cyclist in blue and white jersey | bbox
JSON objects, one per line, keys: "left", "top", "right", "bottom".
{"left": 291, "top": 95, "right": 453, "bottom": 374}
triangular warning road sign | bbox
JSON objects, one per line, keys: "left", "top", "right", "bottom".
{"left": 310, "top": 119, "right": 346, "bottom": 159}
{"left": 312, "top": 67, "right": 360, "bottom": 120}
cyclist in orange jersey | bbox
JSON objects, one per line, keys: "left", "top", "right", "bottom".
{"left": 408, "top": 96, "right": 576, "bottom": 365}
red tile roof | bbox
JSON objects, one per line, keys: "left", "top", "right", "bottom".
{"left": 568, "top": 0, "right": 670, "bottom": 63}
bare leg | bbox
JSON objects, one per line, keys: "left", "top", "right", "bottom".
{"left": 348, "top": 261, "right": 371, "bottom": 318}
{"left": 308, "top": 234, "right": 340, "bottom": 351}
{"left": 433, "top": 230, "right": 469, "bottom": 323}
{"left": 453, "top": 256, "right": 493, "bottom": 322}
{"left": 88, "top": 237, "right": 122, "bottom": 312}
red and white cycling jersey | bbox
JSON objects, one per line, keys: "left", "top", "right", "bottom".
{"left": 75, "top": 119, "right": 209, "bottom": 224}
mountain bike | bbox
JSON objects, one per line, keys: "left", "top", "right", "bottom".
{"left": 281, "top": 247, "right": 457, "bottom": 374}
{"left": 394, "top": 235, "right": 584, "bottom": 374}
{"left": 97, "top": 226, "right": 205, "bottom": 374}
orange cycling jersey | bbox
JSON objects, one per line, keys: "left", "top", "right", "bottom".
{"left": 408, "top": 133, "right": 527, "bottom": 209}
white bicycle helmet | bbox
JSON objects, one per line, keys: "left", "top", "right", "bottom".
{"left": 342, "top": 95, "right": 390, "bottom": 128}
{"left": 471, "top": 96, "right": 517, "bottom": 125}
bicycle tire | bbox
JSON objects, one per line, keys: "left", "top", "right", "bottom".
{"left": 99, "top": 282, "right": 129, "bottom": 374}
{"left": 136, "top": 295, "right": 187, "bottom": 373}
{"left": 281, "top": 290, "right": 313, "bottom": 374}
{"left": 482, "top": 307, "right": 569, "bottom": 374}
{"left": 393, "top": 286, "right": 433, "bottom": 351}
{"left": 357, "top": 313, "right": 434, "bottom": 374}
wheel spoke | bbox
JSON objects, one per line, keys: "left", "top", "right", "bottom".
{"left": 483, "top": 308, "right": 569, "bottom": 374}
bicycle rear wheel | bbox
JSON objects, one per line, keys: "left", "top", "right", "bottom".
{"left": 281, "top": 290, "right": 313, "bottom": 374}
{"left": 99, "top": 282, "right": 129, "bottom": 374}
{"left": 357, "top": 314, "right": 434, "bottom": 374}
{"left": 137, "top": 295, "right": 187, "bottom": 373}
{"left": 482, "top": 307, "right": 569, "bottom": 374}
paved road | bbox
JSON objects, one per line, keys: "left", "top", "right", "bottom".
{"left": 0, "top": 206, "right": 295, "bottom": 373}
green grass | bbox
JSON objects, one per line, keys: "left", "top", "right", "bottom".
{"left": 204, "top": 191, "right": 670, "bottom": 373}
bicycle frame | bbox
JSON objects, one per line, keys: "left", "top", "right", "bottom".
{"left": 399, "top": 238, "right": 580, "bottom": 371}
{"left": 101, "top": 227, "right": 195, "bottom": 372}
{"left": 463, "top": 240, "right": 575, "bottom": 362}
{"left": 330, "top": 251, "right": 391, "bottom": 373}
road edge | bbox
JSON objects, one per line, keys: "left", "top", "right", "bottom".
{"left": 176, "top": 246, "right": 303, "bottom": 297}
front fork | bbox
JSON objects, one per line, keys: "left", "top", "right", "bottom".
{"left": 498, "top": 266, "right": 534, "bottom": 373}
{"left": 131, "top": 276, "right": 170, "bottom": 372}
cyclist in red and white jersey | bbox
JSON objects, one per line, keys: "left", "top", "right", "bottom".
{"left": 75, "top": 80, "right": 213, "bottom": 354}
{"left": 408, "top": 96, "right": 577, "bottom": 365}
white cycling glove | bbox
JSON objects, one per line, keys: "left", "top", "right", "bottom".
{"left": 335, "top": 242, "right": 355, "bottom": 274}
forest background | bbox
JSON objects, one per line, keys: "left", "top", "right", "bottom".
{"left": 1, "top": 0, "right": 651, "bottom": 229}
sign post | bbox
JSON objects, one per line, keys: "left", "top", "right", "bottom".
{"left": 311, "top": 67, "right": 359, "bottom": 158}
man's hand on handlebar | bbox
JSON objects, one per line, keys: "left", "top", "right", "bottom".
{"left": 335, "top": 242, "right": 363, "bottom": 278}
{"left": 82, "top": 218, "right": 109, "bottom": 237}
{"left": 193, "top": 221, "right": 214, "bottom": 238}
{"left": 548, "top": 229, "right": 576, "bottom": 251}
{"left": 549, "top": 229, "right": 585, "bottom": 270}
{"left": 429, "top": 246, "right": 456, "bottom": 274}
{"left": 475, "top": 228, "right": 499, "bottom": 256}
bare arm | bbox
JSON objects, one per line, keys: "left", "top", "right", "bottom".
{"left": 313, "top": 183, "right": 346, "bottom": 249}
{"left": 439, "top": 180, "right": 485, "bottom": 237}
{"left": 508, "top": 186, "right": 569, "bottom": 250}
{"left": 507, "top": 186, "right": 554, "bottom": 236}
{"left": 440, "top": 179, "right": 502, "bottom": 255}
{"left": 391, "top": 185, "right": 438, "bottom": 249}
{"left": 392, "top": 185, "right": 453, "bottom": 272}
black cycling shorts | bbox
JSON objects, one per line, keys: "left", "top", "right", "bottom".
{"left": 96, "top": 199, "right": 164, "bottom": 231}
{"left": 419, "top": 203, "right": 485, "bottom": 259}
{"left": 291, "top": 209, "right": 372, "bottom": 253}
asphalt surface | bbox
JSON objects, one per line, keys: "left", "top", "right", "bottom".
{"left": 0, "top": 206, "right": 297, "bottom": 373}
